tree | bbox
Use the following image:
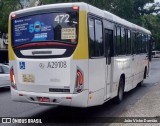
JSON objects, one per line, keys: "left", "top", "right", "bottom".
{"left": 142, "top": 14, "right": 160, "bottom": 50}
{"left": 0, "top": 0, "right": 22, "bottom": 33}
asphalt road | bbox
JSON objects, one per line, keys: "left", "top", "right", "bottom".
{"left": 0, "top": 58, "right": 160, "bottom": 125}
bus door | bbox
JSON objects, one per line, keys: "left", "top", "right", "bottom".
{"left": 104, "top": 28, "right": 113, "bottom": 100}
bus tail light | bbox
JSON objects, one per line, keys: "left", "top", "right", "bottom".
{"left": 11, "top": 13, "right": 16, "bottom": 19}
{"left": 73, "top": 6, "right": 79, "bottom": 10}
{"left": 10, "top": 67, "right": 17, "bottom": 90}
{"left": 75, "top": 68, "right": 83, "bottom": 93}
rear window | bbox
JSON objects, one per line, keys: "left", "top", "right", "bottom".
{"left": 12, "top": 11, "right": 78, "bottom": 46}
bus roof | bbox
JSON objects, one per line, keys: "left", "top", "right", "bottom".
{"left": 10, "top": 2, "right": 151, "bottom": 35}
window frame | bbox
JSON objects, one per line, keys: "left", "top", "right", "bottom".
{"left": 120, "top": 27, "right": 126, "bottom": 55}
{"left": 116, "top": 26, "right": 121, "bottom": 56}
{"left": 88, "top": 15, "right": 105, "bottom": 58}
{"left": 131, "top": 31, "right": 137, "bottom": 54}
{"left": 137, "top": 33, "right": 142, "bottom": 54}
{"left": 126, "top": 30, "right": 132, "bottom": 55}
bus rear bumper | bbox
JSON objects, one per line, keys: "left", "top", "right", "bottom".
{"left": 11, "top": 88, "right": 89, "bottom": 108}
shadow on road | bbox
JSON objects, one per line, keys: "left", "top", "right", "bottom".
{"left": 0, "top": 87, "right": 10, "bottom": 94}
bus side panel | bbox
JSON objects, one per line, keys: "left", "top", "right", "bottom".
{"left": 132, "top": 54, "right": 148, "bottom": 88}
{"left": 88, "top": 58, "right": 105, "bottom": 107}
{"left": 111, "top": 56, "right": 133, "bottom": 98}
{"left": 123, "top": 56, "right": 134, "bottom": 92}
{"left": 111, "top": 54, "right": 148, "bottom": 98}
{"left": 112, "top": 57, "right": 123, "bottom": 98}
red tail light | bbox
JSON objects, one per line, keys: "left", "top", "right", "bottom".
{"left": 75, "top": 68, "right": 83, "bottom": 93}
{"left": 77, "top": 69, "right": 83, "bottom": 85}
{"left": 10, "top": 68, "right": 14, "bottom": 82}
{"left": 10, "top": 67, "right": 17, "bottom": 89}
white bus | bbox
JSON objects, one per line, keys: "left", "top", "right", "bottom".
{"left": 8, "top": 2, "right": 151, "bottom": 107}
{"left": 152, "top": 50, "right": 160, "bottom": 58}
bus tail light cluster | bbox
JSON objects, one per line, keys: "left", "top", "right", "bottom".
{"left": 10, "top": 67, "right": 17, "bottom": 90}
{"left": 75, "top": 68, "right": 84, "bottom": 93}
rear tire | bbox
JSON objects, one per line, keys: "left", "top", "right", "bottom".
{"left": 116, "top": 77, "right": 124, "bottom": 103}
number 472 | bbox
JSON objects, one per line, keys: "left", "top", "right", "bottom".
{"left": 54, "top": 14, "right": 70, "bottom": 24}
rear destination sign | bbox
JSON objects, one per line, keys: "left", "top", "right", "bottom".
{"left": 61, "top": 28, "right": 76, "bottom": 40}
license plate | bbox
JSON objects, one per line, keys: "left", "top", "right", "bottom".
{"left": 37, "top": 97, "right": 50, "bottom": 102}
{"left": 22, "top": 74, "right": 35, "bottom": 83}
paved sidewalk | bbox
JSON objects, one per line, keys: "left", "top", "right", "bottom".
{"left": 107, "top": 82, "right": 160, "bottom": 126}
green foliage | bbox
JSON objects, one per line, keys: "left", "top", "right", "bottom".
{"left": 0, "top": 0, "right": 21, "bottom": 33}
{"left": 0, "top": 0, "right": 160, "bottom": 49}
{"left": 142, "top": 14, "right": 160, "bottom": 50}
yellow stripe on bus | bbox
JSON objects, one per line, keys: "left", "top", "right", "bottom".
{"left": 73, "top": 11, "right": 89, "bottom": 60}
{"left": 8, "top": 19, "right": 15, "bottom": 60}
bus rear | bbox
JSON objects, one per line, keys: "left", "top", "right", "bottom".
{"left": 8, "top": 3, "right": 89, "bottom": 107}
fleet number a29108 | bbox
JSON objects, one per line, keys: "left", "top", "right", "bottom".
{"left": 47, "top": 61, "right": 67, "bottom": 68}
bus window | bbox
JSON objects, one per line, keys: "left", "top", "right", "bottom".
{"left": 89, "top": 18, "right": 104, "bottom": 57}
{"left": 95, "top": 19, "right": 104, "bottom": 57}
{"left": 105, "top": 29, "right": 113, "bottom": 64}
{"left": 116, "top": 26, "right": 121, "bottom": 55}
{"left": 142, "top": 34, "right": 147, "bottom": 53}
{"left": 126, "top": 30, "right": 131, "bottom": 55}
{"left": 120, "top": 27, "right": 126, "bottom": 55}
{"left": 12, "top": 11, "right": 79, "bottom": 47}
{"left": 89, "top": 18, "right": 95, "bottom": 57}
{"left": 137, "top": 33, "right": 142, "bottom": 54}
{"left": 132, "top": 32, "right": 136, "bottom": 54}
{"left": 54, "top": 12, "right": 78, "bottom": 43}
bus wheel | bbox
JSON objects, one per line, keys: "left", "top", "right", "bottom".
{"left": 116, "top": 77, "right": 124, "bottom": 103}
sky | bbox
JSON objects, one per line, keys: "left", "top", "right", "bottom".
{"left": 155, "top": 0, "right": 160, "bottom": 3}
{"left": 146, "top": 0, "right": 160, "bottom": 8}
